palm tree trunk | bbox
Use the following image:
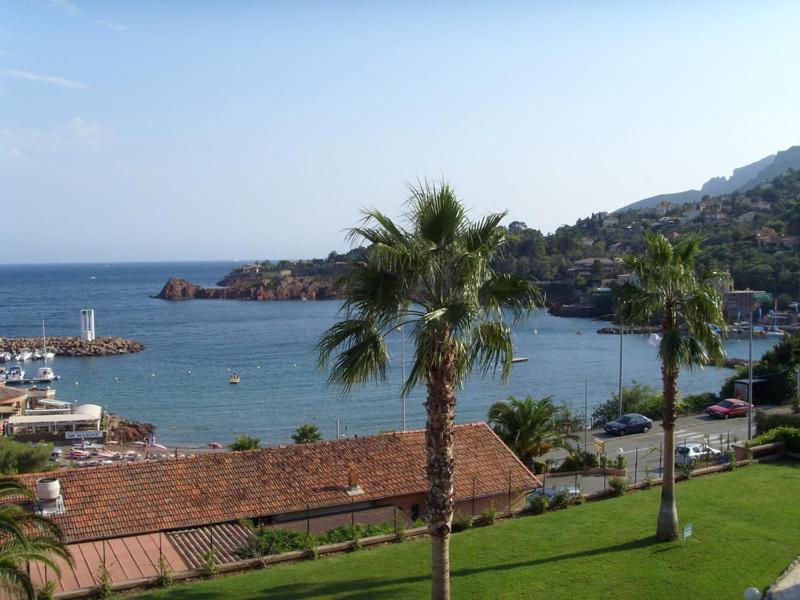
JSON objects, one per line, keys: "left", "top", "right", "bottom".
{"left": 425, "top": 350, "right": 457, "bottom": 600}
{"left": 657, "top": 363, "right": 680, "bottom": 541}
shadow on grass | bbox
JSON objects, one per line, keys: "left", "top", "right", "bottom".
{"left": 136, "top": 537, "right": 666, "bottom": 599}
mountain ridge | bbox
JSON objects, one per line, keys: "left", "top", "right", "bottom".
{"left": 616, "top": 146, "right": 800, "bottom": 212}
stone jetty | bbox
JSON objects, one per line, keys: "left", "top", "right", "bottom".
{"left": 596, "top": 326, "right": 660, "bottom": 335}
{"left": 0, "top": 336, "right": 144, "bottom": 357}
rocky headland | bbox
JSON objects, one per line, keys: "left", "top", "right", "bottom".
{"left": 155, "top": 275, "right": 338, "bottom": 301}
{"left": 0, "top": 336, "right": 145, "bottom": 357}
{"left": 107, "top": 413, "right": 156, "bottom": 444}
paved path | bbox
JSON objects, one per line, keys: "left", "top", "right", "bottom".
{"left": 767, "top": 558, "right": 800, "bottom": 600}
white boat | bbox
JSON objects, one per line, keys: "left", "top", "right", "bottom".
{"left": 5, "top": 365, "right": 25, "bottom": 383}
{"left": 34, "top": 367, "right": 57, "bottom": 383}
{"left": 43, "top": 351, "right": 55, "bottom": 360}
{"left": 0, "top": 352, "right": 10, "bottom": 362}
{"left": 32, "top": 350, "right": 43, "bottom": 360}
{"left": 766, "top": 328, "right": 785, "bottom": 337}
{"left": 0, "top": 367, "right": 5, "bottom": 383}
{"left": 14, "top": 350, "right": 32, "bottom": 362}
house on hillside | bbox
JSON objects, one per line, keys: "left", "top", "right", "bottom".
{"left": 13, "top": 423, "right": 538, "bottom": 596}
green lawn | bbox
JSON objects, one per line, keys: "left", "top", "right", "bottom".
{"left": 133, "top": 462, "right": 800, "bottom": 600}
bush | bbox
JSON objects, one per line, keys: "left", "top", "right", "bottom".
{"left": 555, "top": 451, "right": 598, "bottom": 472}
{"left": 531, "top": 460, "right": 547, "bottom": 475}
{"left": 529, "top": 495, "right": 549, "bottom": 515}
{"left": 756, "top": 411, "right": 800, "bottom": 435}
{"left": 676, "top": 462, "right": 694, "bottom": 479}
{"left": 608, "top": 476, "right": 628, "bottom": 497}
{"left": 614, "top": 454, "right": 627, "bottom": 470}
{"left": 680, "top": 392, "right": 718, "bottom": 415}
{"left": 155, "top": 555, "right": 173, "bottom": 588}
{"left": 202, "top": 550, "right": 218, "bottom": 577}
{"left": 748, "top": 427, "right": 800, "bottom": 453}
{"left": 549, "top": 489, "right": 571, "bottom": 509}
{"left": 592, "top": 382, "right": 663, "bottom": 423}
{"left": 37, "top": 581, "right": 57, "bottom": 600}
{"left": 452, "top": 512, "right": 474, "bottom": 532}
{"left": 229, "top": 435, "right": 261, "bottom": 451}
{"left": 96, "top": 565, "right": 114, "bottom": 599}
{"left": 0, "top": 439, "right": 53, "bottom": 475}
{"left": 480, "top": 505, "right": 498, "bottom": 525}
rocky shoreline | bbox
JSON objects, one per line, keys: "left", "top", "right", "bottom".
{"left": 0, "top": 336, "right": 145, "bottom": 357}
{"left": 596, "top": 326, "right": 660, "bottom": 335}
{"left": 107, "top": 413, "right": 155, "bottom": 444}
{"left": 154, "top": 276, "right": 337, "bottom": 301}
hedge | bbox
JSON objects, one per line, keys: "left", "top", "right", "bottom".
{"left": 755, "top": 410, "right": 800, "bottom": 435}
{"left": 747, "top": 427, "right": 800, "bottom": 453}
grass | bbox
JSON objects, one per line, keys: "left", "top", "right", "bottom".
{"left": 132, "top": 461, "right": 800, "bottom": 600}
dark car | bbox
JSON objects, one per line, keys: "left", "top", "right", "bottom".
{"left": 706, "top": 398, "right": 752, "bottom": 419}
{"left": 604, "top": 413, "right": 652, "bottom": 436}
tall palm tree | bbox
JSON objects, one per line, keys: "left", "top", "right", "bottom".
{"left": 0, "top": 479, "right": 71, "bottom": 599}
{"left": 487, "top": 395, "right": 578, "bottom": 470}
{"left": 620, "top": 233, "right": 725, "bottom": 541}
{"left": 317, "top": 182, "right": 542, "bottom": 599}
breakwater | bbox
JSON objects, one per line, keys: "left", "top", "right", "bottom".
{"left": 0, "top": 336, "right": 144, "bottom": 357}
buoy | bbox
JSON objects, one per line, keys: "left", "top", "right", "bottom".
{"left": 151, "top": 373, "right": 156, "bottom": 377}
{"left": 114, "top": 377, "right": 119, "bottom": 381}
{"left": 187, "top": 370, "right": 191, "bottom": 374}
{"left": 74, "top": 381, "right": 79, "bottom": 385}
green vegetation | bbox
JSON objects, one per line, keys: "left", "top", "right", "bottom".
{"left": 132, "top": 462, "right": 800, "bottom": 600}
{"left": 316, "top": 182, "right": 542, "bottom": 598}
{"left": 748, "top": 427, "right": 800, "bottom": 452}
{"left": 620, "top": 233, "right": 725, "bottom": 541}
{"left": 229, "top": 435, "right": 261, "bottom": 452}
{"left": 487, "top": 396, "right": 578, "bottom": 471}
{"left": 592, "top": 382, "right": 663, "bottom": 423}
{"left": 236, "top": 522, "right": 397, "bottom": 559}
{"left": 291, "top": 423, "right": 322, "bottom": 444}
{"left": 756, "top": 410, "right": 800, "bottom": 435}
{"left": 0, "top": 438, "right": 52, "bottom": 475}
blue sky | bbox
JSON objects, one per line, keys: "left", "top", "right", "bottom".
{"left": 2, "top": 1, "right": 799, "bottom": 263}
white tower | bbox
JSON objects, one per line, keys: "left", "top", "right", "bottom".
{"left": 80, "top": 309, "right": 95, "bottom": 342}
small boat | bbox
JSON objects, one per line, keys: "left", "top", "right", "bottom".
{"left": 14, "top": 350, "right": 32, "bottom": 362}
{"left": 5, "top": 365, "right": 25, "bottom": 383}
{"left": 43, "top": 351, "right": 55, "bottom": 360}
{"left": 34, "top": 367, "right": 58, "bottom": 383}
{"left": 0, "top": 367, "right": 5, "bottom": 383}
{"left": 208, "top": 442, "right": 222, "bottom": 449}
{"left": 509, "top": 357, "right": 529, "bottom": 364}
{"left": 229, "top": 373, "right": 240, "bottom": 384}
{"left": 0, "top": 352, "right": 11, "bottom": 362}
{"left": 32, "top": 350, "right": 43, "bottom": 360}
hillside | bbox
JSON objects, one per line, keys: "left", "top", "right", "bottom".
{"left": 495, "top": 167, "right": 800, "bottom": 302}
{"left": 617, "top": 146, "right": 800, "bottom": 213}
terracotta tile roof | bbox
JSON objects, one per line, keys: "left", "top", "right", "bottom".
{"left": 0, "top": 385, "right": 25, "bottom": 404}
{"left": 20, "top": 422, "right": 537, "bottom": 543}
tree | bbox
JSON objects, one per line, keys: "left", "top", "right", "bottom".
{"left": 317, "top": 182, "right": 542, "bottom": 599}
{"left": 487, "top": 396, "right": 578, "bottom": 470}
{"left": 620, "top": 233, "right": 725, "bottom": 541}
{"left": 291, "top": 424, "right": 322, "bottom": 444}
{"left": 0, "top": 439, "right": 52, "bottom": 475}
{"left": 0, "top": 479, "right": 71, "bottom": 599}
{"left": 229, "top": 435, "right": 261, "bottom": 451}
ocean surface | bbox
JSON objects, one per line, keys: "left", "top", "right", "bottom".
{"left": 0, "top": 262, "right": 778, "bottom": 447}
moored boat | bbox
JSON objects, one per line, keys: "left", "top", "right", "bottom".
{"left": 5, "top": 365, "right": 25, "bottom": 383}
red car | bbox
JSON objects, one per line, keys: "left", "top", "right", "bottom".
{"left": 706, "top": 398, "right": 752, "bottom": 419}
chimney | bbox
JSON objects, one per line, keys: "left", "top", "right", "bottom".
{"left": 346, "top": 462, "right": 363, "bottom": 496}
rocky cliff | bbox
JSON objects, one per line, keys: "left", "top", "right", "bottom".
{"left": 155, "top": 276, "right": 337, "bottom": 301}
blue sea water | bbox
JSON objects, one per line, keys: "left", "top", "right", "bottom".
{"left": 0, "top": 262, "right": 778, "bottom": 447}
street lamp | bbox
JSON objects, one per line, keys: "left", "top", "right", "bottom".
{"left": 618, "top": 317, "right": 624, "bottom": 418}
{"left": 399, "top": 326, "right": 406, "bottom": 431}
{"left": 748, "top": 308, "right": 753, "bottom": 441}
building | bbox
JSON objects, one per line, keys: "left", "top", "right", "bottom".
{"left": 723, "top": 290, "right": 768, "bottom": 321}
{"left": 15, "top": 423, "right": 538, "bottom": 595}
{"left": 5, "top": 404, "right": 103, "bottom": 444}
{"left": 80, "top": 309, "right": 95, "bottom": 342}
{"left": 0, "top": 385, "right": 27, "bottom": 417}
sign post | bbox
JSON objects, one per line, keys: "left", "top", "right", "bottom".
{"left": 683, "top": 523, "right": 693, "bottom": 543}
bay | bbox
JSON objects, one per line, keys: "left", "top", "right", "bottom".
{"left": 0, "top": 262, "right": 777, "bottom": 447}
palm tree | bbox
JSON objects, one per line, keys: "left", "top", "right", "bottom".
{"left": 620, "top": 233, "right": 725, "bottom": 541}
{"left": 317, "top": 182, "right": 541, "bottom": 599}
{"left": 0, "top": 479, "right": 71, "bottom": 599}
{"left": 487, "top": 395, "right": 578, "bottom": 470}
{"left": 291, "top": 423, "right": 322, "bottom": 444}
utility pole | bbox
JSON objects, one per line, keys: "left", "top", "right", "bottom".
{"left": 336, "top": 418, "right": 340, "bottom": 440}
{"left": 618, "top": 317, "right": 624, "bottom": 417}
{"left": 748, "top": 309, "right": 753, "bottom": 440}
{"left": 400, "top": 326, "right": 406, "bottom": 431}
{"left": 584, "top": 378, "right": 589, "bottom": 451}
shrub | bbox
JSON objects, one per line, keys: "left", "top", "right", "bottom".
{"left": 96, "top": 565, "right": 114, "bottom": 599}
{"left": 549, "top": 489, "right": 571, "bottom": 509}
{"left": 748, "top": 426, "right": 800, "bottom": 453}
{"left": 592, "top": 382, "right": 663, "bottom": 423}
{"left": 155, "top": 555, "right": 173, "bottom": 588}
{"left": 680, "top": 392, "right": 718, "bottom": 415}
{"left": 571, "top": 493, "right": 586, "bottom": 505}
{"left": 37, "top": 581, "right": 57, "bottom": 600}
{"left": 291, "top": 423, "right": 322, "bottom": 444}
{"left": 229, "top": 435, "right": 261, "bottom": 451}
{"left": 614, "top": 454, "right": 627, "bottom": 470}
{"left": 529, "top": 495, "right": 549, "bottom": 515}
{"left": 531, "top": 460, "right": 547, "bottom": 474}
{"left": 676, "top": 462, "right": 694, "bottom": 479}
{"left": 723, "top": 450, "right": 737, "bottom": 469}
{"left": 755, "top": 411, "right": 800, "bottom": 435}
{"left": 555, "top": 451, "right": 598, "bottom": 472}
{"left": 202, "top": 550, "right": 218, "bottom": 577}
{"left": 608, "top": 476, "right": 628, "bottom": 497}
{"left": 480, "top": 505, "right": 498, "bottom": 525}
{"left": 452, "top": 512, "right": 474, "bottom": 532}
{"left": 0, "top": 439, "right": 53, "bottom": 475}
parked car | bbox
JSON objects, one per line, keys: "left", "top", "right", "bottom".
{"left": 705, "top": 398, "right": 752, "bottom": 419}
{"left": 528, "top": 485, "right": 581, "bottom": 502}
{"left": 675, "top": 443, "right": 722, "bottom": 466}
{"left": 604, "top": 413, "right": 653, "bottom": 436}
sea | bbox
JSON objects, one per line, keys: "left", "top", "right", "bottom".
{"left": 0, "top": 262, "right": 778, "bottom": 448}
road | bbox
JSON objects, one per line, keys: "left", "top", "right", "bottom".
{"left": 541, "top": 412, "right": 753, "bottom": 495}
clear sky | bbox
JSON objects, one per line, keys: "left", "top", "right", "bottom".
{"left": 2, "top": 1, "right": 799, "bottom": 263}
